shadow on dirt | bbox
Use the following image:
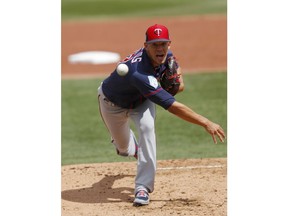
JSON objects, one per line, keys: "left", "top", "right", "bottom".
{"left": 61, "top": 174, "right": 134, "bottom": 203}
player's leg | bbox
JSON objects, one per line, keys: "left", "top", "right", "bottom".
{"left": 98, "top": 86, "right": 137, "bottom": 157}
{"left": 129, "top": 99, "right": 157, "bottom": 195}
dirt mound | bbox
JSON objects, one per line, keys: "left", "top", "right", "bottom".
{"left": 62, "top": 158, "right": 226, "bottom": 216}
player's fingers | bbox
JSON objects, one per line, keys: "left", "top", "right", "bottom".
{"left": 220, "top": 132, "right": 226, "bottom": 140}
{"left": 214, "top": 130, "right": 224, "bottom": 142}
{"left": 219, "top": 129, "right": 226, "bottom": 141}
{"left": 216, "top": 131, "right": 224, "bottom": 143}
{"left": 212, "top": 133, "right": 217, "bottom": 144}
{"left": 218, "top": 127, "right": 226, "bottom": 139}
{"left": 215, "top": 126, "right": 225, "bottom": 140}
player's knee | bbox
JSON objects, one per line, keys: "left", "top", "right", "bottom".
{"left": 117, "top": 150, "right": 129, "bottom": 157}
{"left": 139, "top": 123, "right": 155, "bottom": 134}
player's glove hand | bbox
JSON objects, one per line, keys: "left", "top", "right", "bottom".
{"left": 160, "top": 56, "right": 180, "bottom": 96}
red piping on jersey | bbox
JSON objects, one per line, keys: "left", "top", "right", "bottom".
{"left": 144, "top": 88, "right": 163, "bottom": 97}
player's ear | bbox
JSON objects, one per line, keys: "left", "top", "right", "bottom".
{"left": 144, "top": 42, "right": 148, "bottom": 48}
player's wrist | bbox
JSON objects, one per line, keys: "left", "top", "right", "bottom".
{"left": 199, "top": 118, "right": 210, "bottom": 128}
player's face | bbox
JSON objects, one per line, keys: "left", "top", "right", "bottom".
{"left": 144, "top": 41, "right": 171, "bottom": 67}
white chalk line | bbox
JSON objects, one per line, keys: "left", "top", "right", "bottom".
{"left": 157, "top": 164, "right": 224, "bottom": 171}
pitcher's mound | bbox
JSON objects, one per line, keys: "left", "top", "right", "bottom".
{"left": 62, "top": 158, "right": 226, "bottom": 216}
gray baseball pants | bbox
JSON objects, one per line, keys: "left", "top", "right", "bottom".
{"left": 98, "top": 85, "right": 157, "bottom": 193}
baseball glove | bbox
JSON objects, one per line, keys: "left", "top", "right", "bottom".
{"left": 160, "top": 56, "right": 180, "bottom": 96}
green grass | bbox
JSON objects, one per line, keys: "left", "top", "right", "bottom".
{"left": 62, "top": 72, "right": 227, "bottom": 165}
{"left": 62, "top": 0, "right": 227, "bottom": 20}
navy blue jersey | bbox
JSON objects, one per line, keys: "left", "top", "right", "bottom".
{"left": 102, "top": 48, "right": 177, "bottom": 109}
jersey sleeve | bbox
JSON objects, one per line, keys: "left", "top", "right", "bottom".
{"left": 130, "top": 72, "right": 175, "bottom": 109}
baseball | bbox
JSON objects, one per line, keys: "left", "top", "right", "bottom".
{"left": 116, "top": 63, "right": 129, "bottom": 76}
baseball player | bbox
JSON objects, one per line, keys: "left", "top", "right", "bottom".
{"left": 97, "top": 24, "right": 226, "bottom": 206}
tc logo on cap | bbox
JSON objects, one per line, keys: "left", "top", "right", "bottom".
{"left": 145, "top": 24, "right": 171, "bottom": 43}
{"left": 154, "top": 28, "right": 162, "bottom": 36}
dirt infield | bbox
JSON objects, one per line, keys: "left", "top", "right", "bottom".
{"left": 62, "top": 158, "right": 226, "bottom": 216}
{"left": 61, "top": 15, "right": 227, "bottom": 78}
{"left": 61, "top": 15, "right": 227, "bottom": 215}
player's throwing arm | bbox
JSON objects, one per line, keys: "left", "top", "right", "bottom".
{"left": 168, "top": 101, "right": 226, "bottom": 144}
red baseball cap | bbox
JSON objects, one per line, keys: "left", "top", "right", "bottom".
{"left": 145, "top": 24, "right": 171, "bottom": 43}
